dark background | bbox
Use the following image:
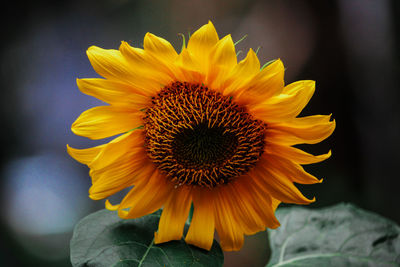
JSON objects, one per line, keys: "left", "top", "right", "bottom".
{"left": 1, "top": 0, "right": 399, "bottom": 266}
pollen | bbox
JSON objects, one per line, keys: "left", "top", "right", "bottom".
{"left": 143, "top": 82, "right": 266, "bottom": 188}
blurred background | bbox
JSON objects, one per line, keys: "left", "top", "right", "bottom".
{"left": 1, "top": 0, "right": 399, "bottom": 266}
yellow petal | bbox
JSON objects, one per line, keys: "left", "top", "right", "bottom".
{"left": 76, "top": 78, "right": 151, "bottom": 107}
{"left": 154, "top": 186, "right": 192, "bottom": 244}
{"left": 187, "top": 21, "right": 219, "bottom": 72}
{"left": 89, "top": 147, "right": 146, "bottom": 183}
{"left": 213, "top": 178, "right": 279, "bottom": 243}
{"left": 120, "top": 41, "right": 176, "bottom": 85}
{"left": 174, "top": 48, "right": 204, "bottom": 83}
{"left": 87, "top": 46, "right": 162, "bottom": 94}
{"left": 223, "top": 48, "right": 260, "bottom": 95}
{"left": 250, "top": 157, "right": 315, "bottom": 204}
{"left": 89, "top": 148, "right": 151, "bottom": 200}
{"left": 265, "top": 143, "right": 331, "bottom": 165}
{"left": 283, "top": 79, "right": 314, "bottom": 95}
{"left": 185, "top": 189, "right": 215, "bottom": 251}
{"left": 214, "top": 189, "right": 244, "bottom": 251}
{"left": 263, "top": 153, "right": 323, "bottom": 184}
{"left": 71, "top": 106, "right": 142, "bottom": 140}
{"left": 278, "top": 80, "right": 316, "bottom": 118}
{"left": 250, "top": 80, "right": 315, "bottom": 122}
{"left": 105, "top": 199, "right": 120, "bottom": 211}
{"left": 87, "top": 130, "right": 146, "bottom": 186}
{"left": 233, "top": 178, "right": 280, "bottom": 230}
{"left": 267, "top": 115, "right": 336, "bottom": 145}
{"left": 271, "top": 197, "right": 281, "bottom": 211}
{"left": 219, "top": 182, "right": 268, "bottom": 234}
{"left": 66, "top": 144, "right": 105, "bottom": 165}
{"left": 87, "top": 46, "right": 127, "bottom": 79}
{"left": 278, "top": 114, "right": 332, "bottom": 126}
{"left": 143, "top": 33, "right": 178, "bottom": 63}
{"left": 206, "top": 34, "right": 237, "bottom": 89}
{"left": 235, "top": 59, "right": 284, "bottom": 105}
{"left": 118, "top": 169, "right": 173, "bottom": 219}
{"left": 89, "top": 129, "right": 144, "bottom": 170}
{"left": 216, "top": 178, "right": 282, "bottom": 235}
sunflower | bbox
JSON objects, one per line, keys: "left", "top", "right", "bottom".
{"left": 67, "top": 21, "right": 335, "bottom": 251}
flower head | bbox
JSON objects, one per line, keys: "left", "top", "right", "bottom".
{"left": 67, "top": 21, "right": 335, "bottom": 251}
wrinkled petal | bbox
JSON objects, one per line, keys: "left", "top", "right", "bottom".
{"left": 217, "top": 182, "right": 268, "bottom": 235}
{"left": 213, "top": 177, "right": 280, "bottom": 251}
{"left": 235, "top": 178, "right": 281, "bottom": 230}
{"left": 249, "top": 157, "right": 315, "bottom": 204}
{"left": 118, "top": 169, "right": 174, "bottom": 219}
{"left": 185, "top": 189, "right": 215, "bottom": 250}
{"left": 263, "top": 153, "right": 323, "bottom": 184}
{"left": 71, "top": 106, "right": 142, "bottom": 140}
{"left": 154, "top": 186, "right": 192, "bottom": 244}
{"left": 214, "top": 188, "right": 244, "bottom": 251}
{"left": 215, "top": 177, "right": 279, "bottom": 231}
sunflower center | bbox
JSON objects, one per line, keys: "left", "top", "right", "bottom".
{"left": 172, "top": 122, "right": 238, "bottom": 169}
{"left": 143, "top": 82, "right": 266, "bottom": 188}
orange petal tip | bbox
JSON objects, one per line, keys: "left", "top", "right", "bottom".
{"left": 105, "top": 199, "right": 120, "bottom": 211}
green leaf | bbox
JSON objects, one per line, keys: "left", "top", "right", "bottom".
{"left": 70, "top": 209, "right": 224, "bottom": 267}
{"left": 267, "top": 203, "right": 400, "bottom": 267}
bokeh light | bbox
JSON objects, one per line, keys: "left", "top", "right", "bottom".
{"left": 1, "top": 152, "right": 91, "bottom": 260}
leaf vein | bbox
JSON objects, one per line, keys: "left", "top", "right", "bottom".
{"left": 278, "top": 209, "right": 311, "bottom": 263}
{"left": 138, "top": 237, "right": 155, "bottom": 267}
